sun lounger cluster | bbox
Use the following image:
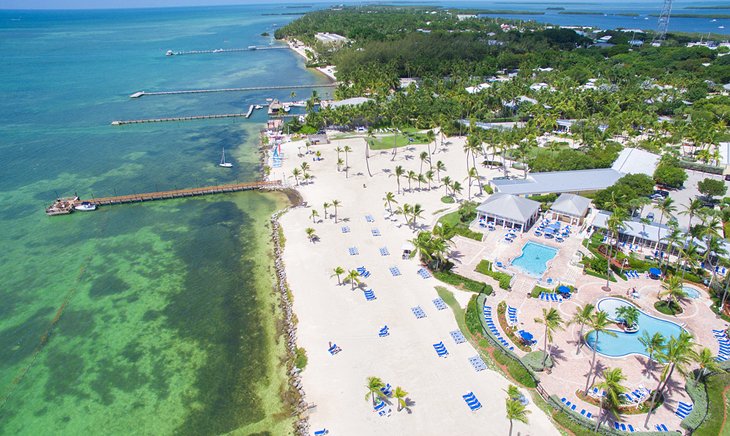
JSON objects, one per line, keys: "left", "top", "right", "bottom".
{"left": 365, "top": 214, "right": 375, "bottom": 223}
{"left": 357, "top": 266, "right": 371, "bottom": 278}
{"left": 371, "top": 228, "right": 381, "bottom": 236}
{"left": 623, "top": 242, "right": 640, "bottom": 252}
{"left": 411, "top": 306, "right": 426, "bottom": 319}
{"left": 654, "top": 423, "right": 670, "bottom": 432}
{"left": 433, "top": 341, "right": 449, "bottom": 357}
{"left": 380, "top": 383, "right": 393, "bottom": 397}
{"left": 348, "top": 247, "right": 359, "bottom": 255}
{"left": 432, "top": 298, "right": 447, "bottom": 310}
{"left": 363, "top": 289, "right": 376, "bottom": 301}
{"left": 462, "top": 392, "right": 482, "bottom": 411}
{"left": 379, "top": 325, "right": 390, "bottom": 337}
{"left": 328, "top": 343, "right": 342, "bottom": 355}
{"left": 450, "top": 330, "right": 466, "bottom": 344}
{"left": 714, "top": 329, "right": 729, "bottom": 361}
{"left": 716, "top": 266, "right": 727, "bottom": 275}
{"left": 379, "top": 247, "right": 390, "bottom": 256}
{"left": 539, "top": 292, "right": 562, "bottom": 303}
{"left": 589, "top": 387, "right": 606, "bottom": 398}
{"left": 477, "top": 219, "right": 496, "bottom": 231}
{"left": 417, "top": 268, "right": 431, "bottom": 279}
{"left": 560, "top": 397, "right": 593, "bottom": 419}
{"left": 483, "top": 305, "right": 514, "bottom": 351}
{"left": 613, "top": 422, "right": 637, "bottom": 432}
{"left": 389, "top": 266, "right": 401, "bottom": 276}
{"left": 468, "top": 355, "right": 487, "bottom": 372}
{"left": 313, "top": 429, "right": 329, "bottom": 436}
{"left": 535, "top": 220, "right": 570, "bottom": 242}
{"left": 621, "top": 386, "right": 650, "bottom": 404}
{"left": 373, "top": 399, "right": 392, "bottom": 417}
{"left": 624, "top": 270, "right": 641, "bottom": 280}
{"left": 503, "top": 229, "right": 517, "bottom": 243}
{"left": 341, "top": 226, "right": 351, "bottom": 233}
{"left": 507, "top": 306, "right": 518, "bottom": 325}
{"left": 675, "top": 401, "right": 693, "bottom": 419}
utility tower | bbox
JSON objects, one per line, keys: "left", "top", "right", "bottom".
{"left": 652, "top": 0, "right": 673, "bottom": 45}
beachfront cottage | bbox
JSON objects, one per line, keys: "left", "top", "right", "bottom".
{"left": 475, "top": 193, "right": 540, "bottom": 233}
{"left": 549, "top": 193, "right": 592, "bottom": 225}
{"left": 268, "top": 99, "right": 283, "bottom": 115}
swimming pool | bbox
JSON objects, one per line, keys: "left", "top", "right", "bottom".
{"left": 511, "top": 241, "right": 558, "bottom": 277}
{"left": 682, "top": 286, "right": 701, "bottom": 299}
{"left": 586, "top": 298, "right": 686, "bottom": 358}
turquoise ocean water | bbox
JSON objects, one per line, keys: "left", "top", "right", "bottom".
{"left": 0, "top": 5, "right": 329, "bottom": 435}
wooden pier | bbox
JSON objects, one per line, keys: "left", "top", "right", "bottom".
{"left": 111, "top": 113, "right": 249, "bottom": 125}
{"left": 47, "top": 180, "right": 283, "bottom": 214}
{"left": 129, "top": 83, "right": 337, "bottom": 98}
{"left": 166, "top": 46, "right": 288, "bottom": 56}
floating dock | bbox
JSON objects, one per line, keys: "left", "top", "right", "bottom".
{"left": 166, "top": 46, "right": 288, "bottom": 56}
{"left": 46, "top": 180, "right": 283, "bottom": 215}
{"left": 129, "top": 83, "right": 337, "bottom": 98}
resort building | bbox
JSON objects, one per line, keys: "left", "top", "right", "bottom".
{"left": 490, "top": 148, "right": 660, "bottom": 196}
{"left": 590, "top": 211, "right": 673, "bottom": 252}
{"left": 475, "top": 193, "right": 540, "bottom": 232}
{"left": 324, "top": 97, "right": 373, "bottom": 109}
{"left": 314, "top": 32, "right": 349, "bottom": 45}
{"left": 549, "top": 193, "right": 592, "bottom": 225}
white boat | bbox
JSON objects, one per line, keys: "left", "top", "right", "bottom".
{"left": 720, "top": 26, "right": 726, "bottom": 29}
{"left": 219, "top": 148, "right": 233, "bottom": 168}
{"left": 166, "top": 50, "right": 175, "bottom": 56}
{"left": 74, "top": 202, "right": 97, "bottom": 211}
{"left": 254, "top": 105, "right": 263, "bottom": 110}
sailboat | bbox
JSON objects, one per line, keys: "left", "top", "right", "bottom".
{"left": 219, "top": 148, "right": 233, "bottom": 168}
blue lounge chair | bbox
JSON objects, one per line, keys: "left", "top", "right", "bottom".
{"left": 628, "top": 424, "right": 635, "bottom": 432}
{"left": 313, "top": 429, "right": 329, "bottom": 436}
{"left": 450, "top": 330, "right": 466, "bottom": 344}
{"left": 348, "top": 247, "right": 359, "bottom": 255}
{"left": 341, "top": 226, "right": 350, "bottom": 233}
{"left": 389, "top": 266, "right": 401, "bottom": 276}
{"left": 380, "top": 383, "right": 392, "bottom": 397}
{"left": 365, "top": 214, "right": 374, "bottom": 222}
{"left": 379, "top": 247, "right": 389, "bottom": 256}
{"left": 433, "top": 298, "right": 447, "bottom": 310}
{"left": 373, "top": 400, "right": 386, "bottom": 412}
{"left": 614, "top": 422, "right": 620, "bottom": 430}
{"left": 433, "top": 341, "right": 449, "bottom": 357}
{"left": 364, "top": 289, "right": 376, "bottom": 301}
{"left": 621, "top": 423, "right": 626, "bottom": 431}
{"left": 379, "top": 326, "right": 389, "bottom": 337}
{"left": 571, "top": 404, "right": 576, "bottom": 411}
{"left": 371, "top": 228, "right": 381, "bottom": 236}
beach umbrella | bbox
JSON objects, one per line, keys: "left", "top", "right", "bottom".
{"left": 649, "top": 267, "right": 661, "bottom": 276}
{"left": 519, "top": 331, "right": 534, "bottom": 341}
{"left": 557, "top": 285, "right": 571, "bottom": 295}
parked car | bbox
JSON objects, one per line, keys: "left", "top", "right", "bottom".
{"left": 653, "top": 190, "right": 669, "bottom": 198}
{"left": 646, "top": 212, "right": 655, "bottom": 222}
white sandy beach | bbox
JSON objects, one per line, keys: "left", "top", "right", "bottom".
{"left": 277, "top": 134, "right": 560, "bottom": 435}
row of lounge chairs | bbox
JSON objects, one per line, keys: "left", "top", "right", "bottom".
{"left": 468, "top": 355, "right": 487, "bottom": 372}
{"left": 507, "top": 306, "right": 518, "bottom": 325}
{"left": 654, "top": 424, "right": 670, "bottom": 432}
{"left": 432, "top": 298, "right": 447, "bottom": 310}
{"left": 613, "top": 422, "right": 637, "bottom": 432}
{"left": 417, "top": 268, "right": 431, "bottom": 279}
{"left": 411, "top": 306, "right": 427, "bottom": 319}
{"left": 357, "top": 266, "right": 371, "bottom": 278}
{"left": 624, "top": 270, "right": 642, "bottom": 280}
{"left": 715, "top": 329, "right": 730, "bottom": 361}
{"left": 622, "top": 386, "right": 650, "bottom": 404}
{"left": 559, "top": 398, "right": 593, "bottom": 419}
{"left": 462, "top": 392, "right": 482, "bottom": 411}
{"left": 675, "top": 401, "right": 693, "bottom": 419}
{"left": 433, "top": 341, "right": 449, "bottom": 357}
{"left": 483, "top": 305, "right": 514, "bottom": 351}
{"left": 363, "top": 289, "right": 376, "bottom": 301}
{"left": 539, "top": 292, "right": 563, "bottom": 303}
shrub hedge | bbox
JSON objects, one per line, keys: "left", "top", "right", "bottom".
{"left": 433, "top": 270, "right": 493, "bottom": 295}
{"left": 523, "top": 350, "right": 552, "bottom": 372}
{"left": 475, "top": 259, "right": 513, "bottom": 289}
{"left": 682, "top": 376, "right": 708, "bottom": 431}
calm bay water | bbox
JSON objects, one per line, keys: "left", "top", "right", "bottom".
{"left": 0, "top": 5, "right": 328, "bottom": 435}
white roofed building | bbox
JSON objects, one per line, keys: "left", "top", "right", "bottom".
{"left": 475, "top": 193, "right": 541, "bottom": 232}
{"left": 549, "top": 193, "right": 592, "bottom": 225}
{"left": 611, "top": 148, "right": 660, "bottom": 177}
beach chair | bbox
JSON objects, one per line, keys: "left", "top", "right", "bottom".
{"left": 373, "top": 400, "right": 386, "bottom": 413}
{"left": 614, "top": 422, "right": 620, "bottom": 430}
{"left": 313, "top": 429, "right": 329, "bottom": 436}
{"left": 389, "top": 266, "right": 401, "bottom": 276}
{"left": 364, "top": 289, "right": 376, "bottom": 301}
{"left": 433, "top": 298, "right": 447, "bottom": 310}
{"left": 380, "top": 383, "right": 393, "bottom": 397}
{"left": 328, "top": 344, "right": 341, "bottom": 355}
{"left": 433, "top": 341, "right": 449, "bottom": 357}
{"left": 411, "top": 306, "right": 426, "bottom": 319}
{"left": 348, "top": 247, "right": 359, "bottom": 255}
{"left": 379, "top": 247, "right": 389, "bottom": 256}
{"left": 379, "top": 326, "right": 390, "bottom": 337}
{"left": 371, "top": 228, "right": 381, "bottom": 236}
{"left": 365, "top": 214, "right": 375, "bottom": 223}
{"left": 341, "top": 226, "right": 350, "bottom": 233}
{"left": 450, "top": 330, "right": 466, "bottom": 344}
{"left": 628, "top": 424, "right": 635, "bottom": 432}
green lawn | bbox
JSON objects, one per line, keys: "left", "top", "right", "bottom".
{"left": 369, "top": 128, "right": 430, "bottom": 150}
{"left": 694, "top": 372, "right": 730, "bottom": 436}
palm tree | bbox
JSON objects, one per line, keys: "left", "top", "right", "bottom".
{"left": 534, "top": 307, "right": 564, "bottom": 366}
{"left": 656, "top": 197, "right": 676, "bottom": 253}
{"left": 336, "top": 158, "right": 344, "bottom": 172}
{"left": 441, "top": 176, "right": 452, "bottom": 196}
{"left": 419, "top": 151, "right": 429, "bottom": 177}
{"left": 505, "top": 398, "right": 530, "bottom": 436}
{"left": 331, "top": 266, "right": 345, "bottom": 285}
{"left": 425, "top": 170, "right": 435, "bottom": 190}
{"left": 343, "top": 145, "right": 352, "bottom": 177}
{"left": 292, "top": 167, "right": 301, "bottom": 186}
{"left": 334, "top": 146, "right": 343, "bottom": 161}
{"left": 310, "top": 209, "right": 319, "bottom": 223}
{"left": 639, "top": 331, "right": 666, "bottom": 371}
{"left": 323, "top": 202, "right": 330, "bottom": 220}
{"left": 568, "top": 304, "right": 595, "bottom": 352}
{"left": 604, "top": 209, "right": 627, "bottom": 289}
{"left": 331, "top": 199, "right": 341, "bottom": 223}
{"left": 305, "top": 227, "right": 317, "bottom": 242}
{"left": 406, "top": 170, "right": 417, "bottom": 192}
{"left": 394, "top": 386, "right": 408, "bottom": 412}
{"left": 394, "top": 165, "right": 405, "bottom": 194}
{"left": 300, "top": 162, "right": 311, "bottom": 177}
{"left": 659, "top": 275, "right": 687, "bottom": 309}
{"left": 584, "top": 311, "right": 617, "bottom": 394}
{"left": 365, "top": 376, "right": 385, "bottom": 405}
{"left": 692, "top": 347, "right": 721, "bottom": 382}
{"left": 346, "top": 269, "right": 361, "bottom": 290}
{"left": 435, "top": 160, "right": 446, "bottom": 182}
{"left": 680, "top": 198, "right": 704, "bottom": 231}
{"left": 451, "top": 181, "right": 463, "bottom": 198}
{"left": 383, "top": 192, "right": 397, "bottom": 214}
{"left": 411, "top": 204, "right": 424, "bottom": 229}
{"left": 426, "top": 129, "right": 436, "bottom": 164}
{"left": 615, "top": 305, "right": 639, "bottom": 329}
{"left": 644, "top": 332, "right": 694, "bottom": 428}
{"left": 594, "top": 367, "right": 628, "bottom": 432}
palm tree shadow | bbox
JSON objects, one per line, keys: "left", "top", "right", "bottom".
{"left": 585, "top": 360, "right": 607, "bottom": 390}
{"left": 549, "top": 345, "right": 568, "bottom": 363}
{"left": 449, "top": 250, "right": 465, "bottom": 262}
{"left": 404, "top": 397, "right": 416, "bottom": 414}
{"left": 404, "top": 155, "right": 414, "bottom": 161}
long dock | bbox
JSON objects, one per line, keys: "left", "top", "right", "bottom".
{"left": 111, "top": 113, "right": 250, "bottom": 125}
{"left": 166, "top": 46, "right": 288, "bottom": 56}
{"left": 47, "top": 180, "right": 283, "bottom": 214}
{"left": 130, "top": 83, "right": 337, "bottom": 98}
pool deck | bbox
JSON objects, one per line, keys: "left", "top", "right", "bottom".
{"left": 450, "top": 226, "right": 730, "bottom": 432}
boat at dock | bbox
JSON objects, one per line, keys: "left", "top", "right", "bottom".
{"left": 45, "top": 196, "right": 79, "bottom": 216}
{"left": 74, "top": 202, "right": 97, "bottom": 211}
{"left": 219, "top": 148, "right": 233, "bottom": 168}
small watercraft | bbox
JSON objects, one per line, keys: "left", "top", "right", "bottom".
{"left": 74, "top": 202, "right": 97, "bottom": 211}
{"left": 219, "top": 147, "right": 233, "bottom": 168}
{"left": 166, "top": 50, "right": 175, "bottom": 56}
